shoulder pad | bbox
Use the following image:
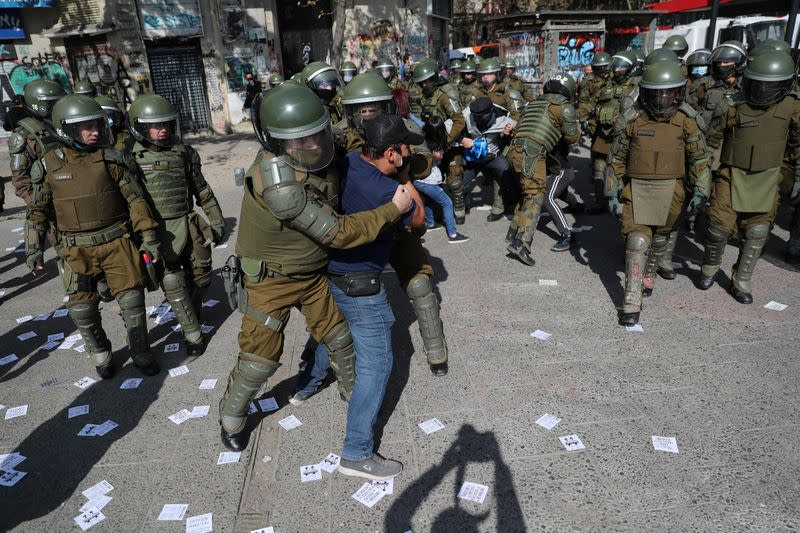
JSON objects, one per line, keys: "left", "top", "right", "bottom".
{"left": 441, "top": 84, "right": 461, "bottom": 112}
{"left": 678, "top": 102, "right": 697, "bottom": 118}
{"left": 104, "top": 147, "right": 137, "bottom": 171}
{"left": 17, "top": 117, "right": 42, "bottom": 136}
{"left": 30, "top": 159, "right": 45, "bottom": 184}
{"left": 561, "top": 103, "right": 577, "bottom": 122}
{"left": 619, "top": 102, "right": 640, "bottom": 128}
{"left": 183, "top": 144, "right": 200, "bottom": 163}
{"left": 8, "top": 132, "right": 27, "bottom": 153}
{"left": 259, "top": 156, "right": 298, "bottom": 188}
{"left": 542, "top": 93, "right": 567, "bottom": 105}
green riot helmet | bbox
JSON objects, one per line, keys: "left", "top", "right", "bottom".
{"left": 663, "top": 35, "right": 689, "bottom": 59}
{"left": 591, "top": 52, "right": 612, "bottom": 78}
{"left": 340, "top": 61, "right": 358, "bottom": 84}
{"left": 459, "top": 58, "right": 477, "bottom": 85}
{"left": 543, "top": 72, "right": 577, "bottom": 103}
{"left": 73, "top": 80, "right": 97, "bottom": 97}
{"left": 644, "top": 47, "right": 680, "bottom": 68}
{"left": 632, "top": 49, "right": 645, "bottom": 76}
{"left": 341, "top": 73, "right": 396, "bottom": 135}
{"left": 742, "top": 50, "right": 797, "bottom": 107}
{"left": 476, "top": 57, "right": 501, "bottom": 90}
{"left": 710, "top": 40, "right": 747, "bottom": 79}
{"left": 610, "top": 50, "right": 637, "bottom": 81}
{"left": 375, "top": 57, "right": 396, "bottom": 83}
{"left": 300, "top": 61, "right": 343, "bottom": 105}
{"left": 94, "top": 95, "right": 125, "bottom": 134}
{"left": 23, "top": 79, "right": 66, "bottom": 118}
{"left": 128, "top": 94, "right": 180, "bottom": 148}
{"left": 269, "top": 73, "right": 285, "bottom": 88}
{"left": 414, "top": 58, "right": 440, "bottom": 96}
{"left": 474, "top": 54, "right": 483, "bottom": 64}
{"left": 505, "top": 57, "right": 517, "bottom": 74}
{"left": 638, "top": 61, "right": 686, "bottom": 119}
{"left": 259, "top": 83, "right": 334, "bottom": 172}
{"left": 51, "top": 95, "right": 110, "bottom": 151}
{"left": 686, "top": 48, "right": 711, "bottom": 78}
{"left": 751, "top": 39, "right": 791, "bottom": 57}
{"left": 451, "top": 59, "right": 463, "bottom": 72}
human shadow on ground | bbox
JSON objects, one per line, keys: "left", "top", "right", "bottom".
{"left": 0, "top": 255, "right": 58, "bottom": 304}
{"left": 384, "top": 424, "right": 526, "bottom": 533}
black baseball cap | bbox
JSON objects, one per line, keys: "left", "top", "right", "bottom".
{"left": 363, "top": 114, "right": 424, "bottom": 148}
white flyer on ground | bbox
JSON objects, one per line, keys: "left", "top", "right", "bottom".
{"left": 418, "top": 418, "right": 445, "bottom": 435}
{"left": 65, "top": 333, "right": 82, "bottom": 342}
{"left": 0, "top": 452, "right": 26, "bottom": 470}
{"left": 257, "top": 397, "right": 278, "bottom": 412}
{"left": 0, "top": 469, "right": 26, "bottom": 487}
{"left": 78, "top": 424, "right": 99, "bottom": 437}
{"left": 371, "top": 477, "right": 394, "bottom": 495}
{"left": 626, "top": 324, "right": 644, "bottom": 332}
{"left": 168, "top": 365, "right": 189, "bottom": 377}
{"left": 764, "top": 301, "right": 788, "bottom": 311}
{"left": 33, "top": 313, "right": 50, "bottom": 321}
{"left": 81, "top": 480, "right": 114, "bottom": 500}
{"left": 93, "top": 420, "right": 118, "bottom": 436}
{"left": 74, "top": 376, "right": 97, "bottom": 389}
{"left": 278, "top": 415, "right": 302, "bottom": 431}
{"left": 248, "top": 402, "right": 258, "bottom": 414}
{"left": 250, "top": 528, "right": 275, "bottom": 533}
{"left": 535, "top": 413, "right": 561, "bottom": 430}
{"left": 53, "top": 309, "right": 69, "bottom": 318}
{"left": 651, "top": 435, "right": 679, "bottom": 454}
{"left": 15, "top": 315, "right": 33, "bottom": 324}
{"left": 4, "top": 405, "right": 28, "bottom": 420}
{"left": 68, "top": 405, "right": 90, "bottom": 419}
{"left": 559, "top": 434, "right": 585, "bottom": 451}
{"left": 168, "top": 409, "right": 194, "bottom": 425}
{"left": 352, "top": 482, "right": 385, "bottom": 508}
{"left": 40, "top": 341, "right": 60, "bottom": 351}
{"left": 538, "top": 279, "right": 558, "bottom": 286}
{"left": 217, "top": 451, "right": 241, "bottom": 465}
{"left": 530, "top": 329, "right": 552, "bottom": 340}
{"left": 300, "top": 464, "right": 322, "bottom": 482}
{"left": 202, "top": 299, "right": 219, "bottom": 308}
{"left": 157, "top": 503, "right": 188, "bottom": 521}
{"left": 214, "top": 243, "right": 228, "bottom": 249}
{"left": 80, "top": 493, "right": 112, "bottom": 512}
{"left": 201, "top": 324, "right": 215, "bottom": 334}
{"left": 191, "top": 405, "right": 210, "bottom": 418}
{"left": 59, "top": 340, "right": 77, "bottom": 350}
{"left": 185, "top": 512, "right": 213, "bottom": 533}
{"left": 73, "top": 505, "right": 106, "bottom": 531}
{"left": 457, "top": 481, "right": 489, "bottom": 504}
{"left": 199, "top": 378, "right": 217, "bottom": 390}
{"left": 47, "top": 333, "right": 64, "bottom": 342}
{"left": 120, "top": 378, "right": 143, "bottom": 389}
{"left": 74, "top": 344, "right": 86, "bottom": 353}
{"left": 17, "top": 331, "right": 36, "bottom": 341}
{"left": 164, "top": 343, "right": 180, "bottom": 353}
{"left": 0, "top": 354, "right": 19, "bottom": 366}
{"left": 319, "top": 453, "right": 341, "bottom": 473}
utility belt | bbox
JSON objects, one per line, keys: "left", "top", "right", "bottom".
{"left": 61, "top": 221, "right": 129, "bottom": 248}
{"left": 328, "top": 270, "right": 381, "bottom": 297}
{"left": 221, "top": 255, "right": 287, "bottom": 333}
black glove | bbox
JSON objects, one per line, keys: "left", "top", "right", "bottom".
{"left": 141, "top": 237, "right": 162, "bottom": 263}
{"left": 685, "top": 191, "right": 707, "bottom": 218}
{"left": 211, "top": 223, "right": 227, "bottom": 246}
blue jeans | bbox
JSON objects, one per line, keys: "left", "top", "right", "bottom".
{"left": 414, "top": 181, "right": 457, "bottom": 236}
{"left": 298, "top": 279, "right": 395, "bottom": 461}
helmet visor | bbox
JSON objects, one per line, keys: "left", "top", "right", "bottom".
{"left": 62, "top": 116, "right": 111, "bottom": 149}
{"left": 610, "top": 57, "right": 632, "bottom": 80}
{"left": 378, "top": 66, "right": 395, "bottom": 81}
{"left": 592, "top": 64, "right": 610, "bottom": 77}
{"left": 103, "top": 109, "right": 125, "bottom": 133}
{"left": 460, "top": 71, "right": 475, "bottom": 83}
{"left": 690, "top": 65, "right": 709, "bottom": 78}
{"left": 345, "top": 100, "right": 394, "bottom": 134}
{"left": 308, "top": 70, "right": 342, "bottom": 104}
{"left": 33, "top": 99, "right": 58, "bottom": 117}
{"left": 640, "top": 87, "right": 684, "bottom": 118}
{"left": 342, "top": 70, "right": 355, "bottom": 84}
{"left": 743, "top": 77, "right": 795, "bottom": 107}
{"left": 278, "top": 124, "right": 335, "bottom": 172}
{"left": 420, "top": 76, "right": 438, "bottom": 96}
{"left": 135, "top": 116, "right": 180, "bottom": 147}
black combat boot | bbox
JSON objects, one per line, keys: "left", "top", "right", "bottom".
{"left": 486, "top": 212, "right": 504, "bottom": 222}
{"left": 507, "top": 239, "right": 535, "bottom": 266}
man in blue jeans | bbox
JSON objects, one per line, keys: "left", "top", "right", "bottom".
{"left": 414, "top": 163, "right": 469, "bottom": 243}
{"left": 303, "top": 115, "right": 421, "bottom": 480}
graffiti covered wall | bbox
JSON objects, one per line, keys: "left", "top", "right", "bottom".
{"left": 342, "top": 19, "right": 399, "bottom": 70}
{"left": 557, "top": 33, "right": 601, "bottom": 84}
{"left": 138, "top": 0, "right": 203, "bottom": 38}
{"left": 501, "top": 31, "right": 544, "bottom": 84}
{"left": 0, "top": 47, "right": 72, "bottom": 101}
{"left": 69, "top": 44, "right": 142, "bottom": 106}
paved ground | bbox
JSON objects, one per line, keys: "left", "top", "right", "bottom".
{"left": 1, "top": 136, "right": 799, "bottom": 532}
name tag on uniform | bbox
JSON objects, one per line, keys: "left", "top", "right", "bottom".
{"left": 636, "top": 129, "right": 655, "bottom": 137}
{"left": 54, "top": 173, "right": 72, "bottom": 181}
{"left": 154, "top": 161, "right": 170, "bottom": 170}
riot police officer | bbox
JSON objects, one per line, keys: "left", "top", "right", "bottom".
{"left": 95, "top": 95, "right": 129, "bottom": 150}
{"left": 506, "top": 73, "right": 581, "bottom": 266}
{"left": 577, "top": 51, "right": 612, "bottom": 153}
{"left": 127, "top": 94, "right": 225, "bottom": 355}
{"left": 25, "top": 95, "right": 161, "bottom": 377}
{"left": 375, "top": 57, "right": 403, "bottom": 90}
{"left": 605, "top": 62, "right": 711, "bottom": 325}
{"left": 663, "top": 35, "right": 689, "bottom": 76}
{"left": 699, "top": 51, "right": 800, "bottom": 303}
{"left": 8, "top": 79, "right": 65, "bottom": 206}
{"left": 457, "top": 58, "right": 478, "bottom": 108}
{"left": 503, "top": 58, "right": 534, "bottom": 102}
{"left": 685, "top": 48, "right": 713, "bottom": 109}
{"left": 414, "top": 58, "right": 468, "bottom": 223}
{"left": 300, "top": 61, "right": 345, "bottom": 123}
{"left": 218, "top": 83, "right": 413, "bottom": 450}
{"left": 450, "top": 59, "right": 463, "bottom": 80}
{"left": 269, "top": 73, "right": 285, "bottom": 88}
{"left": 73, "top": 80, "right": 97, "bottom": 97}
{"left": 474, "top": 58, "right": 516, "bottom": 112}
{"left": 340, "top": 62, "right": 357, "bottom": 85}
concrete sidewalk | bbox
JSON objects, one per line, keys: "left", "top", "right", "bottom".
{"left": 1, "top": 137, "right": 799, "bottom": 532}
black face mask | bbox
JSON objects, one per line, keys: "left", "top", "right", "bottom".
{"left": 474, "top": 110, "right": 495, "bottom": 130}
{"left": 712, "top": 62, "right": 737, "bottom": 80}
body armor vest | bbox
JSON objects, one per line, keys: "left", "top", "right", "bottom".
{"left": 597, "top": 79, "right": 636, "bottom": 135}
{"left": 236, "top": 156, "right": 338, "bottom": 276}
{"left": 420, "top": 89, "right": 447, "bottom": 120}
{"left": 626, "top": 112, "right": 686, "bottom": 180}
{"left": 701, "top": 81, "right": 739, "bottom": 133}
{"left": 720, "top": 97, "right": 794, "bottom": 172}
{"left": 18, "top": 117, "right": 61, "bottom": 156}
{"left": 514, "top": 94, "right": 564, "bottom": 151}
{"left": 44, "top": 148, "right": 128, "bottom": 232}
{"left": 132, "top": 142, "right": 192, "bottom": 219}
{"left": 459, "top": 82, "right": 476, "bottom": 106}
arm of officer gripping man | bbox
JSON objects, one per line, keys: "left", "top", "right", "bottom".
{"left": 186, "top": 146, "right": 226, "bottom": 242}
{"left": 259, "top": 157, "right": 403, "bottom": 250}
{"left": 25, "top": 159, "right": 51, "bottom": 271}
{"left": 558, "top": 102, "right": 581, "bottom": 145}
{"left": 9, "top": 132, "right": 35, "bottom": 206}
{"left": 443, "top": 93, "right": 466, "bottom": 145}
{"left": 605, "top": 116, "right": 632, "bottom": 198}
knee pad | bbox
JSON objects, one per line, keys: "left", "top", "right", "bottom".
{"left": 625, "top": 232, "right": 650, "bottom": 253}
{"left": 406, "top": 274, "right": 433, "bottom": 300}
{"left": 117, "top": 289, "right": 145, "bottom": 311}
{"left": 322, "top": 321, "right": 353, "bottom": 352}
{"left": 706, "top": 224, "right": 731, "bottom": 244}
{"left": 67, "top": 300, "right": 101, "bottom": 323}
{"left": 161, "top": 271, "right": 186, "bottom": 293}
{"left": 744, "top": 223, "right": 770, "bottom": 241}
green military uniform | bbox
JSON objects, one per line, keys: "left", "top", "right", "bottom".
{"left": 684, "top": 48, "right": 713, "bottom": 110}
{"left": 473, "top": 58, "right": 517, "bottom": 117}
{"left": 506, "top": 73, "right": 580, "bottom": 266}
{"left": 415, "top": 58, "right": 468, "bottom": 222}
{"left": 26, "top": 95, "right": 161, "bottom": 378}
{"left": 700, "top": 51, "right": 800, "bottom": 303}
{"left": 338, "top": 72, "right": 448, "bottom": 372}
{"left": 502, "top": 59, "right": 534, "bottom": 102}
{"left": 219, "top": 83, "right": 408, "bottom": 451}
{"left": 606, "top": 62, "right": 711, "bottom": 324}
{"left": 8, "top": 80, "right": 65, "bottom": 206}
{"left": 127, "top": 94, "right": 225, "bottom": 355}
{"left": 457, "top": 59, "right": 477, "bottom": 108}
{"left": 577, "top": 52, "right": 611, "bottom": 137}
